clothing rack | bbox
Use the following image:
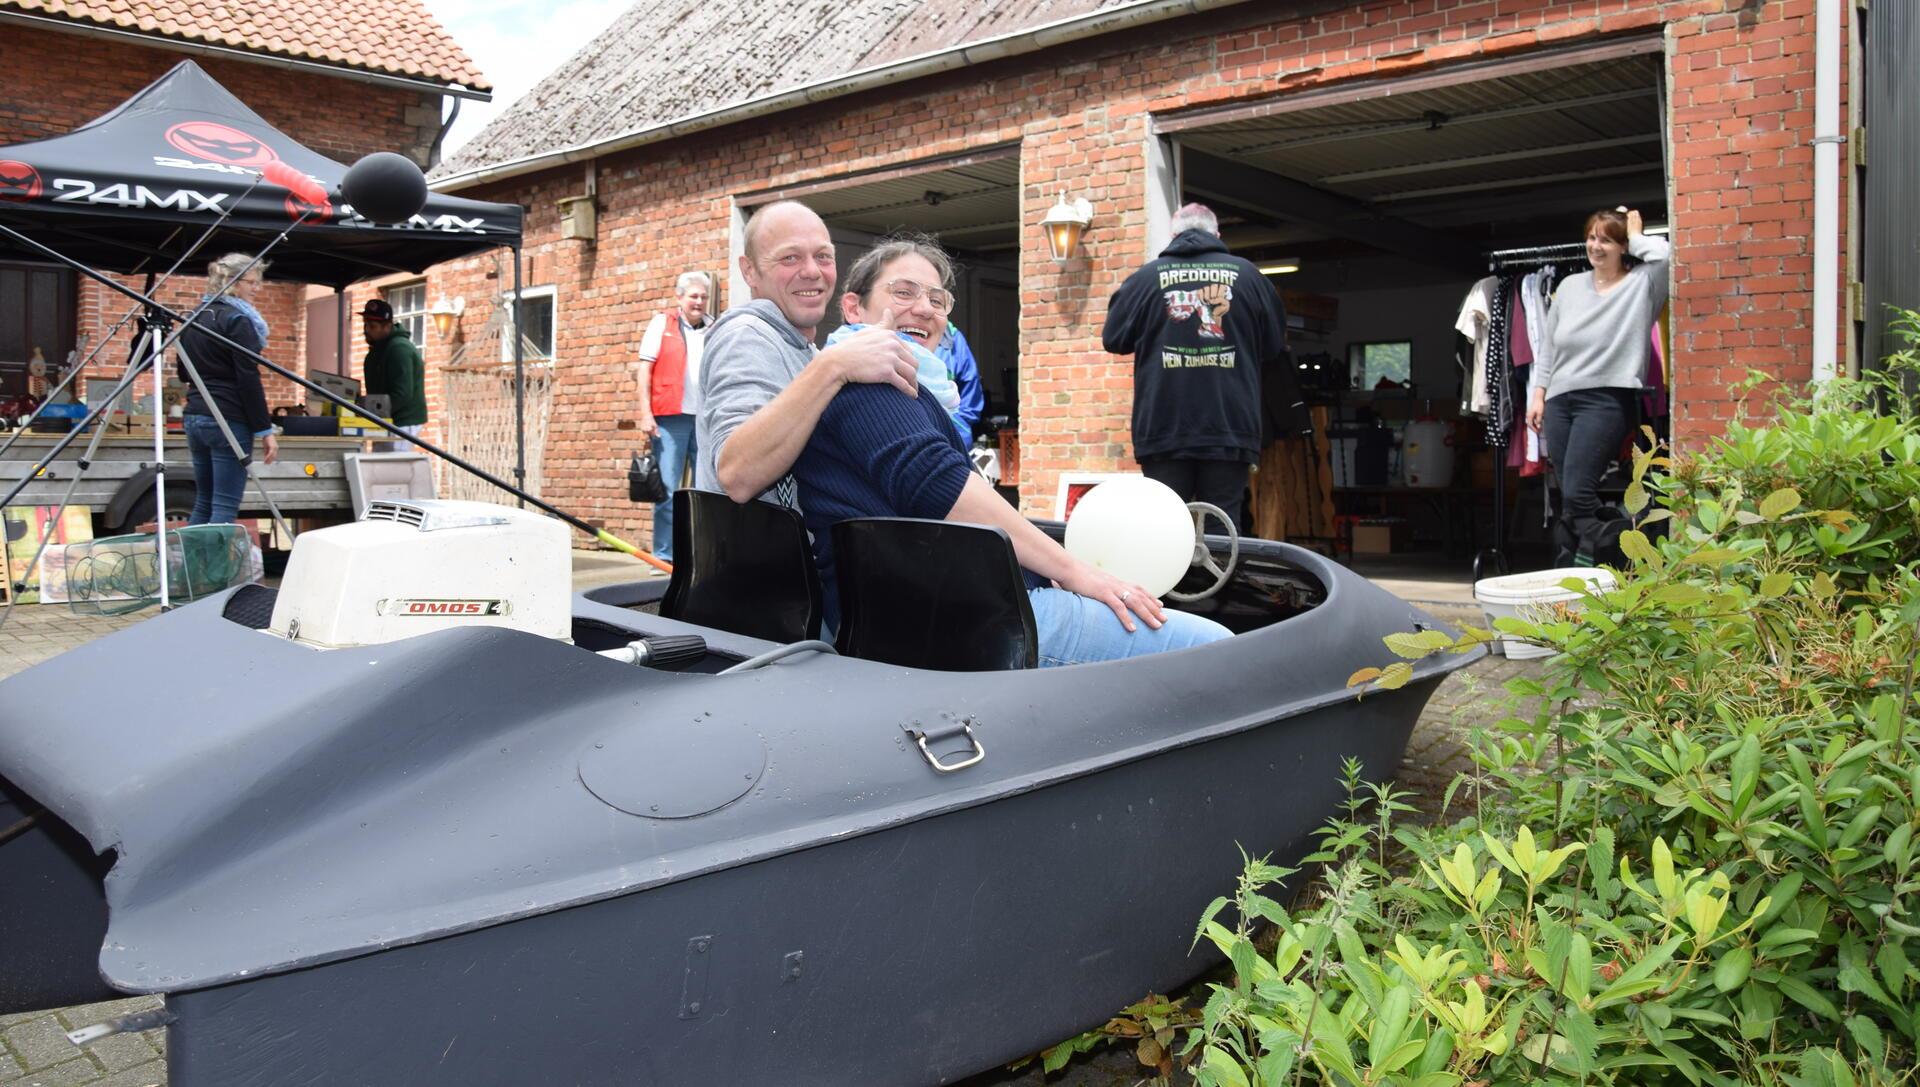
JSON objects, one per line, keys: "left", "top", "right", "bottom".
{"left": 1487, "top": 241, "right": 1587, "bottom": 270}
{"left": 1469, "top": 249, "right": 1581, "bottom": 581}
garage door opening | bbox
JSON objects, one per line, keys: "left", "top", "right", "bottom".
{"left": 1164, "top": 40, "right": 1669, "bottom": 566}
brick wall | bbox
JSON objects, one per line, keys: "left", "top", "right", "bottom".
{"left": 3, "top": 24, "right": 447, "bottom": 415}
{"left": 434, "top": 0, "right": 1849, "bottom": 547}
{"left": 1666, "top": 0, "right": 1839, "bottom": 432}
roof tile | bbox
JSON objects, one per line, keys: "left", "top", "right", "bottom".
{"left": 436, "top": 0, "right": 1128, "bottom": 177}
{"left": 3, "top": 0, "right": 491, "bottom": 90}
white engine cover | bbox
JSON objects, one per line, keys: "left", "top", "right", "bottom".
{"left": 268, "top": 500, "right": 572, "bottom": 648}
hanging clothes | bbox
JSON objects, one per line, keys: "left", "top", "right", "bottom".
{"left": 1521, "top": 267, "right": 1552, "bottom": 361}
{"left": 1507, "top": 277, "right": 1534, "bottom": 368}
{"left": 1483, "top": 275, "right": 1513, "bottom": 448}
{"left": 1454, "top": 276, "right": 1498, "bottom": 416}
{"left": 1642, "top": 310, "right": 1670, "bottom": 422}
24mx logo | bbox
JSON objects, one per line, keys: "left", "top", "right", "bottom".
{"left": 0, "top": 160, "right": 41, "bottom": 202}
{"left": 164, "top": 121, "right": 278, "bottom": 168}
{"left": 51, "top": 178, "right": 227, "bottom": 212}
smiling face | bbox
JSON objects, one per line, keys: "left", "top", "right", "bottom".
{"left": 840, "top": 253, "right": 947, "bottom": 349}
{"left": 739, "top": 203, "right": 835, "bottom": 336}
{"left": 1583, "top": 211, "right": 1629, "bottom": 276}
{"left": 677, "top": 281, "right": 709, "bottom": 324}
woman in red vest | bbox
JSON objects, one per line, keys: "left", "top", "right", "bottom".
{"left": 635, "top": 271, "right": 713, "bottom": 562}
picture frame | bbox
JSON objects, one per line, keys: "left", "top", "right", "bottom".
{"left": 1053, "top": 472, "right": 1140, "bottom": 520}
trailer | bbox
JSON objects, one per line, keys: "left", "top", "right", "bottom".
{"left": 0, "top": 430, "right": 368, "bottom": 534}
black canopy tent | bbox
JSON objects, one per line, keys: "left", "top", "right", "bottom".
{"left": 0, "top": 60, "right": 521, "bottom": 284}
{"left": 0, "top": 61, "right": 533, "bottom": 489}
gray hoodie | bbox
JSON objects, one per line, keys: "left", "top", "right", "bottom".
{"left": 693, "top": 298, "right": 817, "bottom": 496}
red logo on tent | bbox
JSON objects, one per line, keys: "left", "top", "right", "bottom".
{"left": 285, "top": 192, "right": 332, "bottom": 225}
{"left": 0, "top": 160, "right": 41, "bottom": 202}
{"left": 165, "top": 122, "right": 278, "bottom": 167}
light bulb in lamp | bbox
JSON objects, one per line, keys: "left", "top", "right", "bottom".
{"left": 1039, "top": 195, "right": 1093, "bottom": 262}
{"left": 429, "top": 295, "right": 465, "bottom": 340}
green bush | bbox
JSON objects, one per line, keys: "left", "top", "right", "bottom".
{"left": 1182, "top": 325, "right": 1920, "bottom": 1086}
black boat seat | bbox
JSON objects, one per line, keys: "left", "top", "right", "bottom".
{"left": 661, "top": 489, "right": 822, "bottom": 643}
{"left": 832, "top": 517, "right": 1037, "bottom": 671}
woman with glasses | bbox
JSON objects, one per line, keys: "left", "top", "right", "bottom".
{"left": 823, "top": 236, "right": 970, "bottom": 440}
{"left": 787, "top": 233, "right": 1233, "bottom": 665}
{"left": 177, "top": 252, "right": 278, "bottom": 526}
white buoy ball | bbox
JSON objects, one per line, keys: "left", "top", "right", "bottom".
{"left": 1064, "top": 476, "right": 1195, "bottom": 597}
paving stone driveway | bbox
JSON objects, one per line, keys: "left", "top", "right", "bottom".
{"left": 0, "top": 598, "right": 1542, "bottom": 1087}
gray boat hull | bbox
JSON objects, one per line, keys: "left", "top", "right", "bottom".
{"left": 0, "top": 537, "right": 1475, "bottom": 1085}
{"left": 167, "top": 676, "right": 1431, "bottom": 1086}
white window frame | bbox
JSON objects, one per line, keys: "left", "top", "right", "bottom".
{"left": 501, "top": 285, "right": 558, "bottom": 363}
{"left": 384, "top": 281, "right": 428, "bottom": 345}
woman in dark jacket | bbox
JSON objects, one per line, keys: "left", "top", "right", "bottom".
{"left": 177, "top": 253, "right": 278, "bottom": 525}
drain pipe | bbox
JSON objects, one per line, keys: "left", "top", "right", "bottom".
{"left": 1811, "top": 0, "right": 1841, "bottom": 384}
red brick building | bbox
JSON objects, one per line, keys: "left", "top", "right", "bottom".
{"left": 0, "top": 0, "right": 489, "bottom": 415}
{"left": 412, "top": 2, "right": 1864, "bottom": 549}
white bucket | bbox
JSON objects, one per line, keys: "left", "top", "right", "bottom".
{"left": 1402, "top": 419, "right": 1455, "bottom": 487}
{"left": 1473, "top": 567, "right": 1616, "bottom": 660}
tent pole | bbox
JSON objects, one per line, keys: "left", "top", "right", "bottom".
{"left": 146, "top": 321, "right": 171, "bottom": 609}
{"left": 512, "top": 244, "right": 526, "bottom": 507}
{"left": 335, "top": 286, "right": 346, "bottom": 377}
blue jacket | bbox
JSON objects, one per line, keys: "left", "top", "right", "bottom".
{"left": 935, "top": 323, "right": 986, "bottom": 436}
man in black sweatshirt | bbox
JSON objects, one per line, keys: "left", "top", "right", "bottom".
{"left": 1101, "top": 203, "right": 1302, "bottom": 532}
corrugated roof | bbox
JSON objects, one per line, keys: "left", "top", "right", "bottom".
{"left": 1177, "top": 58, "right": 1664, "bottom": 216}
{"left": 3, "top": 0, "right": 490, "bottom": 90}
{"left": 435, "top": 0, "right": 1133, "bottom": 178}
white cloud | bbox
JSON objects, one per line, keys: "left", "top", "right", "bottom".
{"left": 425, "top": 0, "right": 630, "bottom": 155}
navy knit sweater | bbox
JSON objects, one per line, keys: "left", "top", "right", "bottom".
{"left": 789, "top": 382, "right": 976, "bottom": 628}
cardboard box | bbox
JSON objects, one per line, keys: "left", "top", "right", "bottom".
{"left": 1350, "top": 520, "right": 1405, "bottom": 555}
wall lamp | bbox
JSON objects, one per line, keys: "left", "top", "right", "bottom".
{"left": 430, "top": 295, "right": 466, "bottom": 340}
{"left": 1039, "top": 194, "right": 1093, "bottom": 263}
{"left": 1259, "top": 259, "right": 1302, "bottom": 276}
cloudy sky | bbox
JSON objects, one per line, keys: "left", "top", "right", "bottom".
{"left": 425, "top": 0, "right": 630, "bottom": 154}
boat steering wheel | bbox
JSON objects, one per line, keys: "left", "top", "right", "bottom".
{"left": 1166, "top": 501, "right": 1240, "bottom": 603}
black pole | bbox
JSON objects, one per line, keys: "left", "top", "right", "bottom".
{"left": 511, "top": 243, "right": 526, "bottom": 508}
{"left": 0, "top": 221, "right": 603, "bottom": 542}
{"left": 334, "top": 285, "right": 346, "bottom": 377}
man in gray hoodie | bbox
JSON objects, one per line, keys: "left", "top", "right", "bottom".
{"left": 694, "top": 200, "right": 920, "bottom": 502}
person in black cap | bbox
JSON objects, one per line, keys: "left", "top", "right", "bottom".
{"left": 359, "top": 298, "right": 426, "bottom": 447}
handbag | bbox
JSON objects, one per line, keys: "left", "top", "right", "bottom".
{"left": 628, "top": 448, "right": 668, "bottom": 504}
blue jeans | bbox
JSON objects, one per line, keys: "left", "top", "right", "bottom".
{"left": 1027, "top": 587, "right": 1233, "bottom": 668}
{"left": 651, "top": 414, "right": 697, "bottom": 561}
{"left": 183, "top": 414, "right": 252, "bottom": 525}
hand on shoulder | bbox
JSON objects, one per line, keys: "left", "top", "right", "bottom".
{"left": 822, "top": 310, "right": 918, "bottom": 396}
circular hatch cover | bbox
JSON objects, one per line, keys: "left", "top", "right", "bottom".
{"left": 579, "top": 719, "right": 766, "bottom": 819}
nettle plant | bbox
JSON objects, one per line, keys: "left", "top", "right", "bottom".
{"left": 1175, "top": 332, "right": 1920, "bottom": 1086}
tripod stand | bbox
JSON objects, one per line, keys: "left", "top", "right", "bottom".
{"left": 129, "top": 308, "right": 295, "bottom": 609}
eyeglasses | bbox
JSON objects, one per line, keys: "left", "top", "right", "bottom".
{"left": 881, "top": 278, "right": 953, "bottom": 314}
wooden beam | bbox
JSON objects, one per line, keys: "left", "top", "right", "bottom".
{"left": 1181, "top": 149, "right": 1480, "bottom": 276}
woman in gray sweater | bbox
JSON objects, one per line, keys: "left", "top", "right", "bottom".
{"left": 1524, "top": 207, "right": 1671, "bottom": 566}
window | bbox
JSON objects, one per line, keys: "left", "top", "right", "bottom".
{"left": 501, "top": 286, "right": 556, "bottom": 362}
{"left": 384, "top": 282, "right": 427, "bottom": 344}
{"left": 1348, "top": 341, "right": 1411, "bottom": 390}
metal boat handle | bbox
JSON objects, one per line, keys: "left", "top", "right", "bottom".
{"left": 908, "top": 722, "right": 985, "bottom": 774}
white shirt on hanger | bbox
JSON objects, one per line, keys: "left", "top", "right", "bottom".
{"left": 1455, "top": 276, "right": 1498, "bottom": 415}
